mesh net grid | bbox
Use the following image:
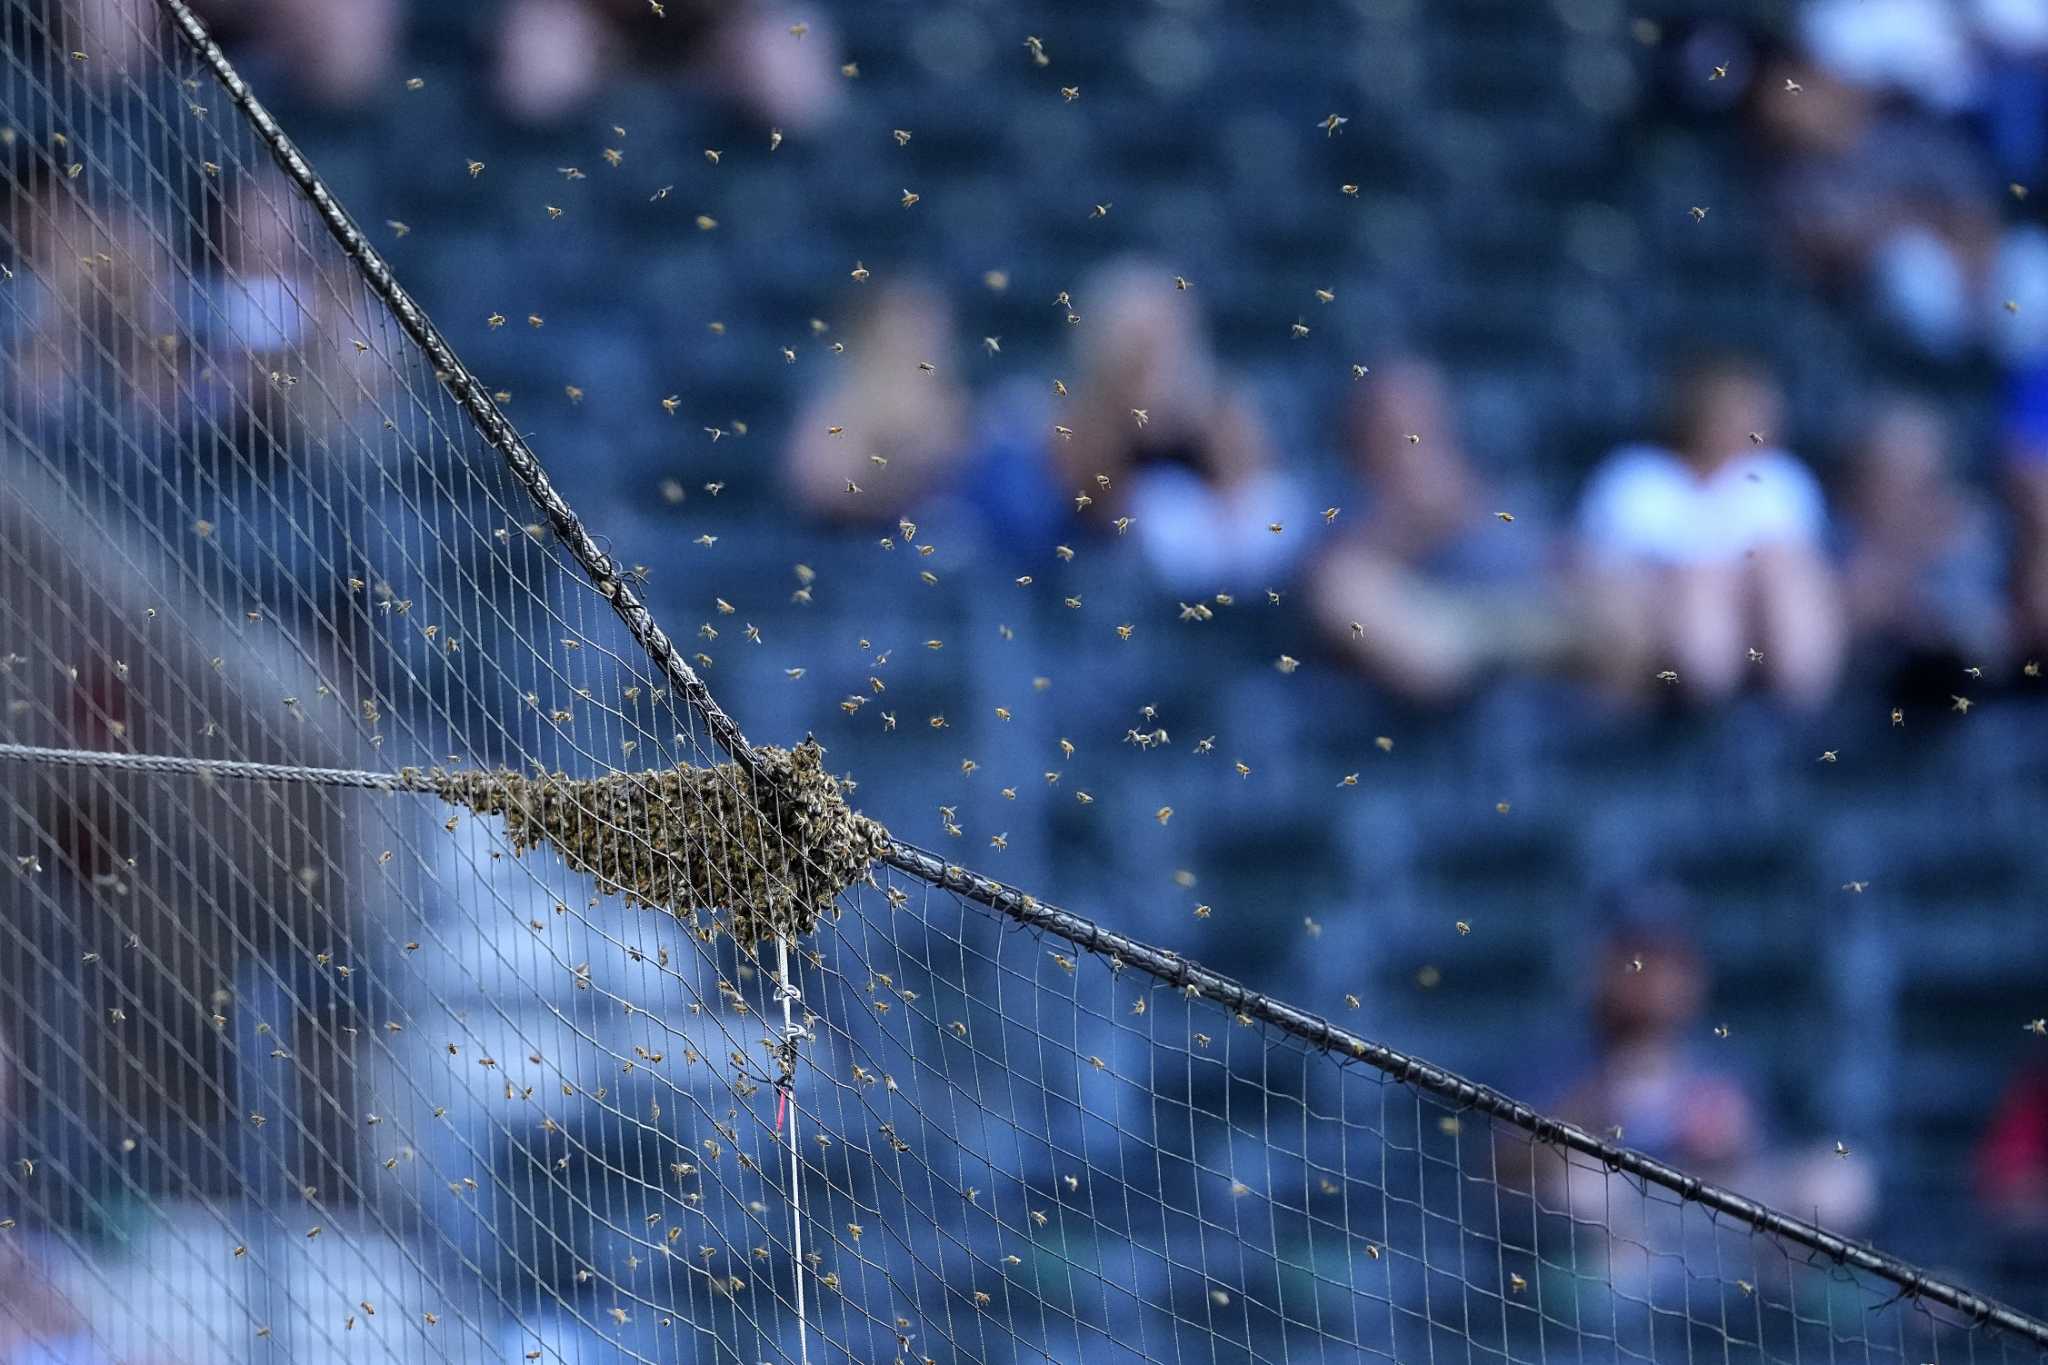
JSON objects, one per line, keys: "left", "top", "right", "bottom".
{"left": 0, "top": 1, "right": 2044, "bottom": 1363}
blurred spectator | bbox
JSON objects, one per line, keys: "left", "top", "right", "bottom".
{"left": 1056, "top": 259, "right": 1307, "bottom": 592}
{"left": 1542, "top": 909, "right": 1873, "bottom": 1229}
{"left": 192, "top": 0, "right": 400, "bottom": 108}
{"left": 2004, "top": 363, "right": 2048, "bottom": 660}
{"left": 495, "top": 0, "right": 843, "bottom": 129}
{"left": 1838, "top": 396, "right": 2008, "bottom": 690}
{"left": 1751, "top": 4, "right": 2048, "bottom": 365}
{"left": 1573, "top": 356, "right": 1845, "bottom": 707}
{"left": 65, "top": 0, "right": 398, "bottom": 108}
{"left": 1309, "top": 359, "right": 1575, "bottom": 703}
{"left": 0, "top": 136, "right": 178, "bottom": 426}
{"left": 784, "top": 279, "right": 971, "bottom": 523}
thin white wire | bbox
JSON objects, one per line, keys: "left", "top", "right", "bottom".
{"left": 777, "top": 934, "right": 812, "bottom": 1365}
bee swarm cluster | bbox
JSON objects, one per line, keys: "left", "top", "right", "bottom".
{"left": 424, "top": 740, "right": 887, "bottom": 944}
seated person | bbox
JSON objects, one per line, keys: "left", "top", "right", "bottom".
{"left": 783, "top": 279, "right": 971, "bottom": 524}
{"left": 1310, "top": 358, "right": 1573, "bottom": 703}
{"left": 1837, "top": 395, "right": 2007, "bottom": 698}
{"left": 495, "top": 0, "right": 843, "bottom": 130}
{"left": 1573, "top": 355, "right": 1845, "bottom": 707}
{"left": 1533, "top": 903, "right": 1872, "bottom": 1234}
{"left": 2002, "top": 362, "right": 2048, "bottom": 665}
{"left": 1054, "top": 258, "right": 1306, "bottom": 593}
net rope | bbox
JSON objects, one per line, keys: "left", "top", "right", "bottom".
{"left": 0, "top": 2, "right": 2042, "bottom": 1364}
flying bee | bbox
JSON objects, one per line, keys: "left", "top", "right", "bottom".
{"left": 901, "top": 188, "right": 920, "bottom": 208}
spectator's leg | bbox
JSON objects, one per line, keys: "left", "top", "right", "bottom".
{"left": 1748, "top": 544, "right": 1845, "bottom": 708}
{"left": 496, "top": 0, "right": 613, "bottom": 124}
{"left": 1666, "top": 563, "right": 1746, "bottom": 701}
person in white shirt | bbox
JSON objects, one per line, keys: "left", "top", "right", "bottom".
{"left": 1575, "top": 357, "right": 1846, "bottom": 706}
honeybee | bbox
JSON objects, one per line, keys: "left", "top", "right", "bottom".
{"left": 901, "top": 188, "right": 920, "bottom": 208}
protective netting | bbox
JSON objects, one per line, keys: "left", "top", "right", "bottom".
{"left": 0, "top": 2, "right": 2043, "bottom": 1364}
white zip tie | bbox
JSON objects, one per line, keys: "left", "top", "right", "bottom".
{"left": 775, "top": 935, "right": 811, "bottom": 1365}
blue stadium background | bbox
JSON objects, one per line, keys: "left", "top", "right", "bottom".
{"left": 200, "top": 0, "right": 2048, "bottom": 1313}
